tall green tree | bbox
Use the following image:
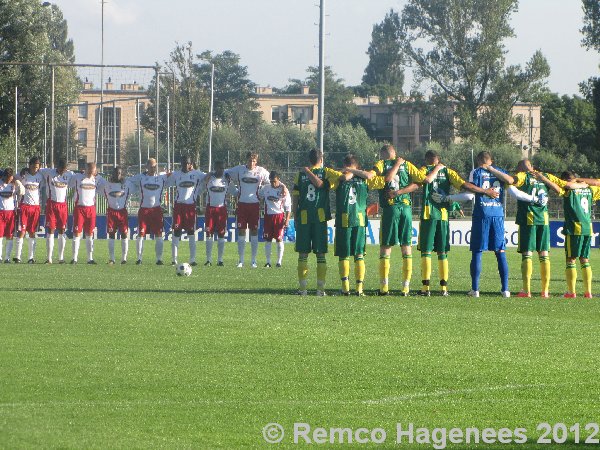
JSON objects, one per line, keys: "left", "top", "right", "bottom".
{"left": 397, "top": 0, "right": 550, "bottom": 145}
{"left": 362, "top": 9, "right": 405, "bottom": 100}
{"left": 582, "top": 0, "right": 600, "bottom": 52}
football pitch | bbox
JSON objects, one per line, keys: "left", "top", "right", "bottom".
{"left": 1, "top": 242, "right": 599, "bottom": 448}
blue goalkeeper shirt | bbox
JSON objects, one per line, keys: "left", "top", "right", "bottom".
{"left": 468, "top": 166, "right": 507, "bottom": 218}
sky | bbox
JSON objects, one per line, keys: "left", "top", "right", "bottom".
{"left": 54, "top": 0, "right": 599, "bottom": 96}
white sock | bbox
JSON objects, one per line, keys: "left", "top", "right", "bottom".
{"left": 237, "top": 234, "right": 246, "bottom": 264}
{"left": 72, "top": 236, "right": 81, "bottom": 262}
{"left": 155, "top": 237, "right": 164, "bottom": 262}
{"left": 136, "top": 236, "right": 144, "bottom": 260}
{"left": 5, "top": 239, "right": 13, "bottom": 261}
{"left": 28, "top": 237, "right": 36, "bottom": 260}
{"left": 0, "top": 237, "right": 3, "bottom": 260}
{"left": 86, "top": 236, "right": 94, "bottom": 261}
{"left": 206, "top": 236, "right": 214, "bottom": 263}
{"left": 250, "top": 235, "right": 259, "bottom": 264}
{"left": 108, "top": 238, "right": 115, "bottom": 261}
{"left": 15, "top": 237, "right": 23, "bottom": 260}
{"left": 265, "top": 241, "right": 272, "bottom": 264}
{"left": 46, "top": 234, "right": 54, "bottom": 262}
{"left": 217, "top": 238, "right": 225, "bottom": 263}
{"left": 189, "top": 234, "right": 197, "bottom": 263}
{"left": 171, "top": 236, "right": 180, "bottom": 263}
{"left": 121, "top": 238, "right": 128, "bottom": 262}
{"left": 277, "top": 241, "right": 284, "bottom": 265}
{"left": 58, "top": 234, "right": 66, "bottom": 261}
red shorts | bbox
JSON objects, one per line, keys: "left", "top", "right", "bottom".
{"left": 45, "top": 199, "right": 68, "bottom": 231}
{"left": 138, "top": 207, "right": 163, "bottom": 236}
{"left": 172, "top": 203, "right": 197, "bottom": 233}
{"left": 0, "top": 210, "right": 16, "bottom": 238}
{"left": 263, "top": 213, "right": 286, "bottom": 241}
{"left": 236, "top": 202, "right": 259, "bottom": 230}
{"left": 205, "top": 205, "right": 228, "bottom": 236}
{"left": 107, "top": 208, "right": 129, "bottom": 235}
{"left": 19, "top": 204, "right": 41, "bottom": 234}
{"left": 73, "top": 205, "right": 96, "bottom": 235}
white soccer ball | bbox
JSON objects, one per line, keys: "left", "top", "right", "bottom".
{"left": 176, "top": 262, "right": 192, "bottom": 277}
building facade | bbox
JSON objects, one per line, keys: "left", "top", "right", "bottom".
{"left": 252, "top": 86, "right": 318, "bottom": 130}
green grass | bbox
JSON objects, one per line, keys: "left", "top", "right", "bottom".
{"left": 1, "top": 241, "right": 600, "bottom": 448}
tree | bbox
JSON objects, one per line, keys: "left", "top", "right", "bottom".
{"left": 323, "top": 124, "right": 380, "bottom": 169}
{"left": 397, "top": 0, "right": 550, "bottom": 145}
{"left": 362, "top": 9, "right": 405, "bottom": 100}
{"left": 582, "top": 0, "right": 600, "bottom": 52}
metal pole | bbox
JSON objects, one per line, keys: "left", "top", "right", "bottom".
{"left": 100, "top": 0, "right": 105, "bottom": 171}
{"left": 166, "top": 95, "right": 170, "bottom": 171}
{"left": 50, "top": 65, "right": 55, "bottom": 167}
{"left": 65, "top": 107, "right": 69, "bottom": 166}
{"left": 208, "top": 63, "right": 214, "bottom": 172}
{"left": 44, "top": 108, "right": 47, "bottom": 166}
{"left": 113, "top": 101, "right": 117, "bottom": 167}
{"left": 317, "top": 0, "right": 325, "bottom": 154}
{"left": 14, "top": 86, "right": 18, "bottom": 169}
{"left": 147, "top": 143, "right": 150, "bottom": 161}
{"left": 155, "top": 68, "right": 160, "bottom": 163}
{"left": 137, "top": 99, "right": 142, "bottom": 173}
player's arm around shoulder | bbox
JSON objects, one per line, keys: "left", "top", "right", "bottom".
{"left": 366, "top": 175, "right": 386, "bottom": 191}
{"left": 591, "top": 185, "right": 600, "bottom": 201}
{"left": 512, "top": 171, "right": 527, "bottom": 188}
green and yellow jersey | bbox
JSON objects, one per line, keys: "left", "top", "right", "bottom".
{"left": 513, "top": 172, "right": 566, "bottom": 226}
{"left": 335, "top": 175, "right": 385, "bottom": 228}
{"left": 558, "top": 185, "right": 600, "bottom": 236}
{"left": 418, "top": 165, "right": 465, "bottom": 221}
{"left": 372, "top": 159, "right": 425, "bottom": 208}
{"left": 293, "top": 166, "right": 341, "bottom": 225}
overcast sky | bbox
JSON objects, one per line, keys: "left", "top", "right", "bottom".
{"left": 55, "top": 0, "right": 598, "bottom": 96}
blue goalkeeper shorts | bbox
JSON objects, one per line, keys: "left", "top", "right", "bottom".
{"left": 470, "top": 216, "right": 506, "bottom": 252}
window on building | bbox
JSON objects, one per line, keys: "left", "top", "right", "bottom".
{"left": 78, "top": 102, "right": 88, "bottom": 119}
{"left": 271, "top": 106, "right": 285, "bottom": 122}
{"left": 375, "top": 113, "right": 391, "bottom": 128}
{"left": 136, "top": 102, "right": 146, "bottom": 120}
{"left": 77, "top": 128, "right": 88, "bottom": 146}
{"left": 291, "top": 106, "right": 313, "bottom": 124}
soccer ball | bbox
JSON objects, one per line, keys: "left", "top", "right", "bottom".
{"left": 176, "top": 262, "right": 192, "bottom": 277}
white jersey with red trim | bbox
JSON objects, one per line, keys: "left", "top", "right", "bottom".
{"left": 259, "top": 184, "right": 291, "bottom": 215}
{"left": 225, "top": 165, "right": 269, "bottom": 204}
{"left": 130, "top": 173, "right": 168, "bottom": 208}
{"left": 168, "top": 169, "right": 206, "bottom": 205}
{"left": 40, "top": 168, "right": 74, "bottom": 203}
{"left": 19, "top": 171, "right": 45, "bottom": 206}
{"left": 69, "top": 173, "right": 104, "bottom": 207}
{"left": 0, "top": 180, "right": 24, "bottom": 211}
{"left": 205, "top": 175, "right": 236, "bottom": 208}
{"left": 101, "top": 181, "right": 132, "bottom": 210}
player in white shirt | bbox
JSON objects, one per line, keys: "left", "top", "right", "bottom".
{"left": 68, "top": 162, "right": 105, "bottom": 264}
{"left": 203, "top": 161, "right": 237, "bottom": 266}
{"left": 129, "top": 158, "right": 169, "bottom": 265}
{"left": 168, "top": 155, "right": 206, "bottom": 266}
{"left": 100, "top": 166, "right": 132, "bottom": 264}
{"left": 258, "top": 171, "right": 291, "bottom": 268}
{"left": 15, "top": 156, "right": 45, "bottom": 263}
{"left": 226, "top": 152, "right": 270, "bottom": 268}
{"left": 0, "top": 168, "right": 24, "bottom": 262}
{"left": 40, "top": 159, "right": 74, "bottom": 263}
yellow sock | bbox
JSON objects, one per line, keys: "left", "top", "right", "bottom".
{"left": 539, "top": 256, "right": 550, "bottom": 294}
{"left": 402, "top": 254, "right": 412, "bottom": 293}
{"left": 354, "top": 256, "right": 365, "bottom": 293}
{"left": 421, "top": 253, "right": 432, "bottom": 292}
{"left": 298, "top": 255, "right": 308, "bottom": 289}
{"left": 438, "top": 254, "right": 449, "bottom": 292}
{"left": 566, "top": 262, "right": 577, "bottom": 295}
{"left": 521, "top": 255, "right": 533, "bottom": 293}
{"left": 379, "top": 255, "right": 390, "bottom": 293}
{"left": 338, "top": 258, "right": 350, "bottom": 293}
{"left": 582, "top": 262, "right": 592, "bottom": 295}
{"left": 316, "top": 255, "right": 327, "bottom": 290}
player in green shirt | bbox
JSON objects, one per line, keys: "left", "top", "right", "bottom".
{"left": 292, "top": 149, "right": 342, "bottom": 296}
{"left": 535, "top": 170, "right": 600, "bottom": 298}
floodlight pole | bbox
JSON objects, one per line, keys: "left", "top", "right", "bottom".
{"left": 317, "top": 0, "right": 325, "bottom": 154}
{"left": 43, "top": 108, "right": 47, "bottom": 166}
{"left": 155, "top": 68, "right": 160, "bottom": 164}
{"left": 208, "top": 63, "right": 214, "bottom": 172}
{"left": 50, "top": 64, "right": 55, "bottom": 167}
{"left": 14, "top": 87, "right": 18, "bottom": 169}
{"left": 166, "top": 95, "right": 170, "bottom": 171}
{"left": 136, "top": 99, "right": 142, "bottom": 173}
{"left": 113, "top": 100, "right": 117, "bottom": 167}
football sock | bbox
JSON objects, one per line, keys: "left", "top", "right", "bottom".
{"left": 250, "top": 235, "right": 259, "bottom": 263}
{"left": 108, "top": 238, "right": 115, "bottom": 261}
{"left": 438, "top": 253, "right": 449, "bottom": 292}
{"left": 72, "top": 236, "right": 81, "bottom": 262}
{"left": 521, "top": 254, "right": 533, "bottom": 293}
{"left": 237, "top": 235, "right": 246, "bottom": 264}
{"left": 421, "top": 253, "right": 432, "bottom": 292}
{"left": 15, "top": 237, "right": 23, "bottom": 260}
{"left": 276, "top": 241, "right": 284, "bottom": 265}
{"left": 136, "top": 237, "right": 144, "bottom": 261}
{"left": 316, "top": 255, "right": 327, "bottom": 290}
{"left": 217, "top": 238, "right": 225, "bottom": 263}
{"left": 189, "top": 234, "right": 197, "bottom": 263}
{"left": 566, "top": 262, "right": 577, "bottom": 294}
{"left": 265, "top": 241, "right": 272, "bottom": 265}
{"left": 402, "top": 253, "right": 412, "bottom": 293}
{"left": 46, "top": 234, "right": 54, "bottom": 262}
{"left": 86, "top": 236, "right": 94, "bottom": 261}
{"left": 338, "top": 258, "right": 350, "bottom": 293}
{"left": 28, "top": 237, "right": 36, "bottom": 260}
{"left": 354, "top": 255, "right": 365, "bottom": 293}
{"left": 121, "top": 238, "right": 128, "bottom": 262}
{"left": 379, "top": 255, "right": 390, "bottom": 293}
{"left": 496, "top": 251, "right": 509, "bottom": 292}
{"left": 155, "top": 237, "right": 164, "bottom": 262}
{"left": 539, "top": 255, "right": 551, "bottom": 293}
{"left": 58, "top": 234, "right": 66, "bottom": 260}
{"left": 470, "top": 251, "right": 483, "bottom": 291}
{"left": 582, "top": 262, "right": 592, "bottom": 294}
{"left": 206, "top": 236, "right": 214, "bottom": 263}
{"left": 5, "top": 239, "right": 13, "bottom": 260}
{"left": 171, "top": 236, "right": 180, "bottom": 263}
{"left": 297, "top": 255, "right": 308, "bottom": 289}
{"left": 0, "top": 237, "right": 3, "bottom": 260}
